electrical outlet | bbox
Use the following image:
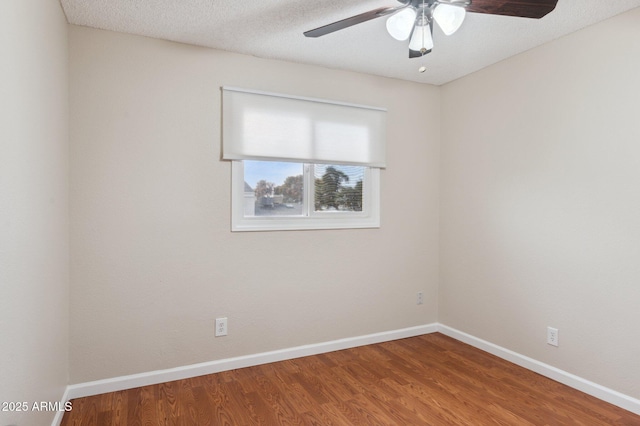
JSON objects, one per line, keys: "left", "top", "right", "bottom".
{"left": 215, "top": 317, "right": 228, "bottom": 337}
{"left": 417, "top": 291, "right": 424, "bottom": 305}
{"left": 547, "top": 326, "right": 558, "bottom": 347}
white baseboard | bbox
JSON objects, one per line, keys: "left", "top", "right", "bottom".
{"left": 53, "top": 322, "right": 640, "bottom": 425}
{"left": 63, "top": 323, "right": 438, "bottom": 402}
{"left": 51, "top": 325, "right": 434, "bottom": 425}
{"left": 51, "top": 385, "right": 70, "bottom": 426}
{"left": 437, "top": 324, "right": 640, "bottom": 416}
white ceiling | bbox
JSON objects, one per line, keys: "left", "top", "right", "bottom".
{"left": 60, "top": 0, "right": 640, "bottom": 85}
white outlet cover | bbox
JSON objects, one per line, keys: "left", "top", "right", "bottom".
{"left": 547, "top": 327, "right": 559, "bottom": 347}
{"left": 215, "top": 317, "right": 228, "bottom": 337}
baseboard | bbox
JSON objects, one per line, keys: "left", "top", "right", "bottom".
{"left": 52, "top": 325, "right": 433, "bottom": 425}
{"left": 437, "top": 324, "right": 640, "bottom": 416}
{"left": 64, "top": 323, "right": 438, "bottom": 402}
{"left": 51, "top": 385, "right": 70, "bottom": 426}
{"left": 53, "top": 322, "right": 640, "bottom": 425}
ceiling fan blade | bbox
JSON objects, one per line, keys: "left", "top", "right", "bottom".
{"left": 304, "top": 7, "right": 392, "bottom": 38}
{"left": 304, "top": 2, "right": 412, "bottom": 38}
{"left": 466, "top": 0, "right": 558, "bottom": 19}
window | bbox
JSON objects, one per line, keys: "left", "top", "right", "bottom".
{"left": 231, "top": 160, "right": 379, "bottom": 231}
{"left": 222, "top": 87, "right": 385, "bottom": 232}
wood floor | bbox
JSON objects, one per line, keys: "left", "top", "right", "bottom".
{"left": 61, "top": 333, "right": 640, "bottom": 425}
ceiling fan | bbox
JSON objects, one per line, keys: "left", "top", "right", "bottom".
{"left": 304, "top": 0, "right": 559, "bottom": 59}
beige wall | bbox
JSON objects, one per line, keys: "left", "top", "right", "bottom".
{"left": 440, "top": 8, "right": 640, "bottom": 399}
{"left": 68, "top": 26, "right": 440, "bottom": 383}
{"left": 0, "top": 1, "right": 69, "bottom": 425}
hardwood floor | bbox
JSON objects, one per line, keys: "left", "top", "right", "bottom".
{"left": 61, "top": 333, "right": 640, "bottom": 425}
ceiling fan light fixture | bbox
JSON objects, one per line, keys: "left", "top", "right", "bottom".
{"left": 386, "top": 8, "right": 417, "bottom": 41}
{"left": 408, "top": 22, "right": 433, "bottom": 53}
{"left": 433, "top": 3, "right": 466, "bottom": 36}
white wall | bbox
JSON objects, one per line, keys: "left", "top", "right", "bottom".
{"left": 68, "top": 26, "right": 440, "bottom": 383}
{"left": 0, "top": 1, "right": 69, "bottom": 425}
{"left": 440, "top": 8, "right": 640, "bottom": 399}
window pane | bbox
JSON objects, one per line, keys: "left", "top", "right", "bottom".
{"left": 243, "top": 161, "right": 304, "bottom": 217}
{"left": 314, "top": 164, "right": 364, "bottom": 212}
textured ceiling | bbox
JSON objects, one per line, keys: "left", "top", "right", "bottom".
{"left": 60, "top": 0, "right": 640, "bottom": 85}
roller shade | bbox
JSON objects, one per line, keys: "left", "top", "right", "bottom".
{"left": 222, "top": 87, "right": 386, "bottom": 168}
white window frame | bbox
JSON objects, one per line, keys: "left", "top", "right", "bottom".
{"left": 231, "top": 161, "right": 380, "bottom": 232}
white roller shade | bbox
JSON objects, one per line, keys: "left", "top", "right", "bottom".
{"left": 222, "top": 87, "right": 386, "bottom": 168}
